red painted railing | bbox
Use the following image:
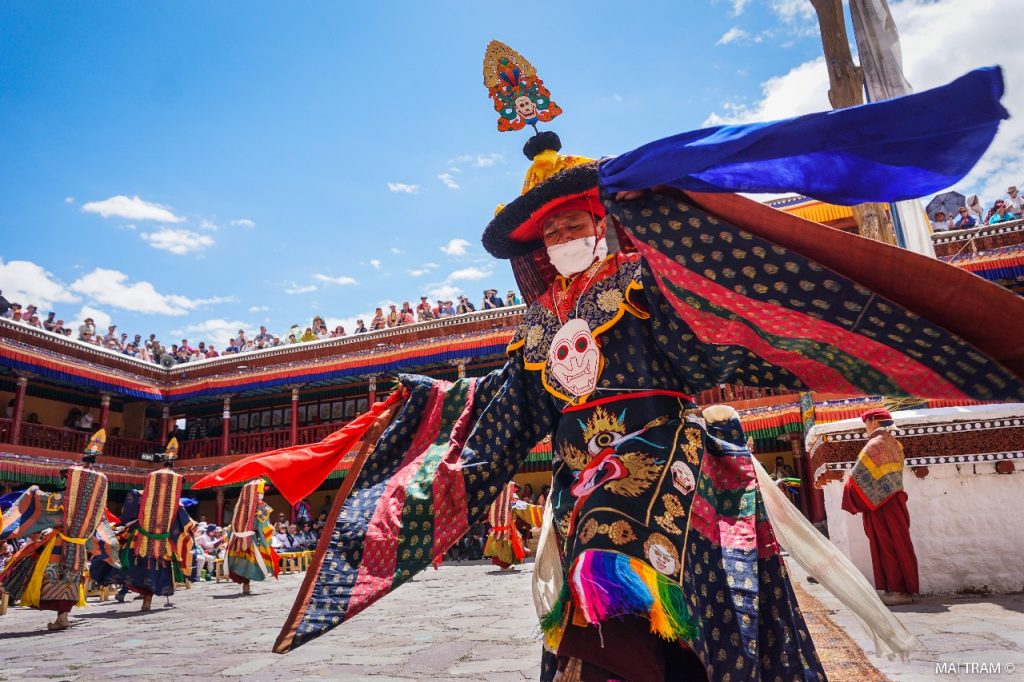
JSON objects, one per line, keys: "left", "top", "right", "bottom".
{"left": 297, "top": 422, "right": 343, "bottom": 444}
{"left": 106, "top": 436, "right": 163, "bottom": 460}
{"left": 180, "top": 436, "right": 222, "bottom": 459}
{"left": 229, "top": 430, "right": 292, "bottom": 454}
{"left": 18, "top": 422, "right": 89, "bottom": 454}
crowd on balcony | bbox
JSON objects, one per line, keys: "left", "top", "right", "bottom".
{"left": 931, "top": 184, "right": 1024, "bottom": 231}
{"left": 0, "top": 287, "right": 522, "bottom": 366}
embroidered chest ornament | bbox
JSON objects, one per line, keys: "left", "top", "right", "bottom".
{"left": 548, "top": 318, "right": 601, "bottom": 399}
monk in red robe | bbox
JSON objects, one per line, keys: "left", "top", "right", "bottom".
{"left": 842, "top": 407, "right": 920, "bottom": 605}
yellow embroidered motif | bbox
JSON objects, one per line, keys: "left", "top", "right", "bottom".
{"left": 605, "top": 452, "right": 661, "bottom": 497}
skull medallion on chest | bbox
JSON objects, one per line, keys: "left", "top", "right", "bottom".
{"left": 548, "top": 318, "right": 601, "bottom": 398}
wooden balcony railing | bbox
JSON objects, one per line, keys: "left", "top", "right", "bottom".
{"left": 176, "top": 420, "right": 350, "bottom": 459}
{"left": 2, "top": 421, "right": 164, "bottom": 460}
{"left": 18, "top": 422, "right": 89, "bottom": 455}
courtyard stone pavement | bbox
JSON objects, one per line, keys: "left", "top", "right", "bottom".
{"left": 1, "top": 559, "right": 1022, "bottom": 681}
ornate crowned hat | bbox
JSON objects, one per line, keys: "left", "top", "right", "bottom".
{"left": 480, "top": 41, "right": 624, "bottom": 302}
{"left": 161, "top": 437, "right": 179, "bottom": 464}
{"left": 82, "top": 428, "right": 106, "bottom": 463}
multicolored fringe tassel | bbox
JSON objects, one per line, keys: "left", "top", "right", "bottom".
{"left": 567, "top": 550, "right": 697, "bottom": 643}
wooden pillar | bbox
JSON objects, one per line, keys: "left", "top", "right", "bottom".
{"left": 797, "top": 434, "right": 827, "bottom": 524}
{"left": 790, "top": 437, "right": 812, "bottom": 519}
{"left": 99, "top": 393, "right": 111, "bottom": 431}
{"left": 290, "top": 386, "right": 300, "bottom": 445}
{"left": 215, "top": 488, "right": 226, "bottom": 527}
{"left": 160, "top": 405, "right": 171, "bottom": 443}
{"left": 367, "top": 374, "right": 377, "bottom": 405}
{"left": 810, "top": 0, "right": 897, "bottom": 245}
{"left": 10, "top": 375, "right": 28, "bottom": 445}
{"left": 221, "top": 395, "right": 231, "bottom": 457}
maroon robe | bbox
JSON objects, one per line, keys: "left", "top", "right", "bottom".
{"left": 842, "top": 431, "right": 920, "bottom": 594}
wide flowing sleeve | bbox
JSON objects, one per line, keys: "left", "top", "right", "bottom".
{"left": 618, "top": 190, "right": 1024, "bottom": 401}
{"left": 0, "top": 487, "right": 63, "bottom": 540}
{"left": 273, "top": 359, "right": 559, "bottom": 653}
{"left": 599, "top": 67, "right": 1007, "bottom": 206}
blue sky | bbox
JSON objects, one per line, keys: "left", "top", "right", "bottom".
{"left": 1, "top": 1, "right": 1020, "bottom": 347}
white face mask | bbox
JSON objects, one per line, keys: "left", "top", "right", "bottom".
{"left": 546, "top": 236, "right": 608, "bottom": 277}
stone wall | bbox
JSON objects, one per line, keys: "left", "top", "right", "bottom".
{"left": 824, "top": 462, "right": 1024, "bottom": 594}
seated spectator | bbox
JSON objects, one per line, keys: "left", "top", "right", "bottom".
{"left": 312, "top": 511, "right": 328, "bottom": 535}
{"left": 954, "top": 206, "right": 976, "bottom": 229}
{"left": 27, "top": 313, "right": 43, "bottom": 328}
{"left": 51, "top": 319, "right": 66, "bottom": 335}
{"left": 225, "top": 338, "right": 241, "bottom": 353}
{"left": 482, "top": 289, "right": 504, "bottom": 309}
{"left": 988, "top": 201, "right": 1013, "bottom": 225}
{"left": 933, "top": 209, "right": 954, "bottom": 231}
{"left": 77, "top": 410, "right": 94, "bottom": 431}
{"left": 100, "top": 325, "right": 118, "bottom": 349}
{"left": 300, "top": 327, "right": 317, "bottom": 342}
{"left": 438, "top": 300, "right": 456, "bottom": 317}
{"left": 195, "top": 524, "right": 222, "bottom": 580}
{"left": 237, "top": 329, "right": 248, "bottom": 347}
{"left": 370, "top": 308, "right": 386, "bottom": 330}
{"left": 313, "top": 316, "right": 329, "bottom": 339}
{"left": 354, "top": 319, "right": 368, "bottom": 334}
{"left": 42, "top": 312, "right": 57, "bottom": 331}
{"left": 9, "top": 305, "right": 23, "bottom": 322}
{"left": 506, "top": 290, "right": 521, "bottom": 306}
{"left": 74, "top": 315, "right": 93, "bottom": 340}
{"left": 0, "top": 290, "right": 9, "bottom": 317}
{"left": 398, "top": 303, "right": 415, "bottom": 326}
{"left": 331, "top": 325, "right": 346, "bottom": 337}
{"left": 287, "top": 333, "right": 298, "bottom": 344}
{"left": 297, "top": 522, "right": 317, "bottom": 550}
{"left": 1007, "top": 186, "right": 1023, "bottom": 219}
{"left": 386, "top": 304, "right": 399, "bottom": 328}
{"left": 416, "top": 296, "right": 435, "bottom": 322}
{"left": 255, "top": 325, "right": 273, "bottom": 344}
{"left": 456, "top": 295, "right": 475, "bottom": 315}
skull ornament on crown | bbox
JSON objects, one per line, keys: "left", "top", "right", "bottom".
{"left": 548, "top": 319, "right": 601, "bottom": 398}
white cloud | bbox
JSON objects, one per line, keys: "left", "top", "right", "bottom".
{"left": 140, "top": 228, "right": 216, "bottom": 255}
{"left": 285, "top": 283, "right": 317, "bottom": 295}
{"left": 199, "top": 219, "right": 219, "bottom": 231}
{"left": 438, "top": 173, "right": 460, "bottom": 190}
{"left": 387, "top": 182, "right": 419, "bottom": 194}
{"left": 704, "top": 57, "right": 828, "bottom": 126}
{"left": 770, "top": 0, "right": 816, "bottom": 27}
{"left": 248, "top": 305, "right": 270, "bottom": 313}
{"left": 408, "top": 263, "right": 439, "bottom": 277}
{"left": 313, "top": 273, "right": 358, "bottom": 286}
{"left": 369, "top": 259, "right": 382, "bottom": 270}
{"left": 704, "top": 0, "right": 1024, "bottom": 203}
{"left": 440, "top": 238, "right": 471, "bottom": 256}
{"left": 389, "top": 247, "right": 403, "bottom": 254}
{"left": 70, "top": 305, "right": 111, "bottom": 332}
{"left": 171, "top": 319, "right": 251, "bottom": 348}
{"left": 65, "top": 196, "right": 75, "bottom": 205}
{"left": 451, "top": 153, "right": 505, "bottom": 168}
{"left": 122, "top": 223, "right": 137, "bottom": 231}
{"left": 81, "top": 195, "right": 184, "bottom": 223}
{"left": 230, "top": 218, "right": 256, "bottom": 229}
{"left": 716, "top": 27, "right": 749, "bottom": 45}
{"left": 447, "top": 266, "right": 492, "bottom": 281}
{"left": 731, "top": 0, "right": 751, "bottom": 16}
{"left": 0, "top": 259, "right": 79, "bottom": 309}
{"left": 426, "top": 284, "right": 462, "bottom": 301}
{"left": 69, "top": 268, "right": 228, "bottom": 316}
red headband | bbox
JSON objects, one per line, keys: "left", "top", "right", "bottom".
{"left": 508, "top": 190, "right": 606, "bottom": 244}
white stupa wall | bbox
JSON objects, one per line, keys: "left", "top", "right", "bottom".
{"left": 823, "top": 462, "right": 1024, "bottom": 595}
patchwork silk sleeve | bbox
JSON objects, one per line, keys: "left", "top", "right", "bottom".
{"left": 273, "top": 358, "right": 559, "bottom": 652}
{"left": 0, "top": 487, "right": 63, "bottom": 540}
{"left": 621, "top": 190, "right": 1024, "bottom": 401}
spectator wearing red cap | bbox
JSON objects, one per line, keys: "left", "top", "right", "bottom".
{"left": 841, "top": 407, "right": 919, "bottom": 605}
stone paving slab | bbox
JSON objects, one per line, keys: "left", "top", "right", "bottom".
{"left": 2, "top": 560, "right": 1023, "bottom": 681}
{"left": 0, "top": 564, "right": 541, "bottom": 682}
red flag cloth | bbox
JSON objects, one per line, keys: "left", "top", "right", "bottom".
{"left": 104, "top": 509, "right": 121, "bottom": 525}
{"left": 192, "top": 391, "right": 404, "bottom": 505}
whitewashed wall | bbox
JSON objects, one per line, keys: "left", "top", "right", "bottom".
{"left": 823, "top": 462, "right": 1024, "bottom": 595}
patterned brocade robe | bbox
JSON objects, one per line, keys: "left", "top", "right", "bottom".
{"left": 0, "top": 467, "right": 119, "bottom": 612}
{"left": 277, "top": 195, "right": 1023, "bottom": 679}
{"left": 122, "top": 470, "right": 196, "bottom": 597}
{"left": 225, "top": 480, "right": 278, "bottom": 584}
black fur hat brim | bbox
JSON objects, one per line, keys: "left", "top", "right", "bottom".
{"left": 482, "top": 162, "right": 600, "bottom": 259}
